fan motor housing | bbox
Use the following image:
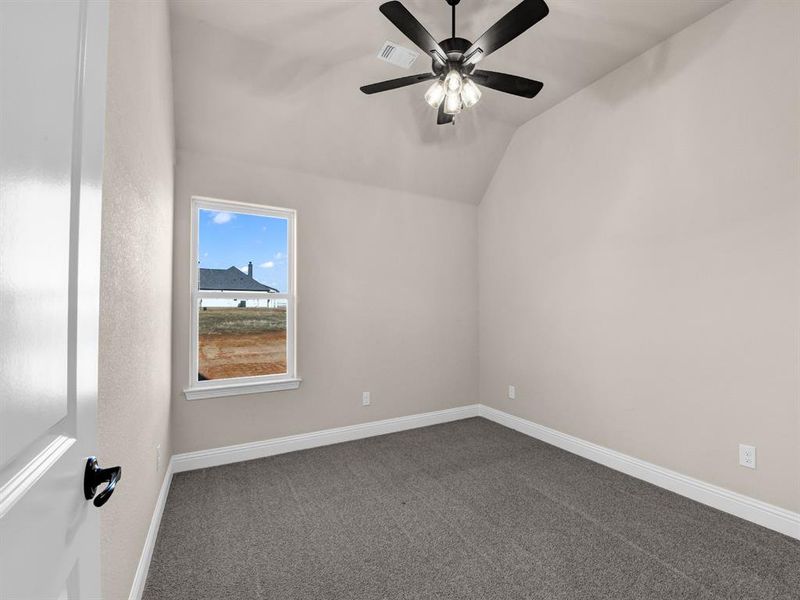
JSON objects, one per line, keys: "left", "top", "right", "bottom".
{"left": 433, "top": 37, "right": 474, "bottom": 75}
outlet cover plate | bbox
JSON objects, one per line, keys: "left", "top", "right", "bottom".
{"left": 739, "top": 444, "right": 756, "bottom": 469}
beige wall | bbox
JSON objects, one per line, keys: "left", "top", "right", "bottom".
{"left": 479, "top": 0, "right": 800, "bottom": 512}
{"left": 98, "top": 1, "right": 174, "bottom": 598}
{"left": 171, "top": 151, "right": 478, "bottom": 454}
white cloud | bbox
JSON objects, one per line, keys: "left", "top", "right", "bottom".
{"left": 238, "top": 266, "right": 249, "bottom": 273}
{"left": 212, "top": 211, "right": 233, "bottom": 224}
{"left": 274, "top": 252, "right": 284, "bottom": 260}
{"left": 260, "top": 261, "right": 275, "bottom": 269}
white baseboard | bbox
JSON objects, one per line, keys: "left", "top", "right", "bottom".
{"left": 478, "top": 405, "right": 800, "bottom": 541}
{"left": 171, "top": 404, "right": 481, "bottom": 473}
{"left": 128, "top": 461, "right": 174, "bottom": 600}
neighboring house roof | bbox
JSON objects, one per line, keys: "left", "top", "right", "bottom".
{"left": 199, "top": 267, "right": 279, "bottom": 292}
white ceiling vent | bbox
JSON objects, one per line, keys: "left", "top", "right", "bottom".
{"left": 376, "top": 41, "right": 419, "bottom": 69}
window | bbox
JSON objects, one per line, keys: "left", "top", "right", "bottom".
{"left": 184, "top": 197, "right": 298, "bottom": 399}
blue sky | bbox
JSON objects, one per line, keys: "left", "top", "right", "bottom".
{"left": 199, "top": 209, "right": 288, "bottom": 291}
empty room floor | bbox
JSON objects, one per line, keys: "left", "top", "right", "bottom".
{"left": 143, "top": 419, "right": 800, "bottom": 599}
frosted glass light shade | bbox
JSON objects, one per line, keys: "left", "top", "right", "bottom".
{"left": 444, "top": 70, "right": 462, "bottom": 93}
{"left": 424, "top": 80, "right": 446, "bottom": 108}
{"left": 443, "top": 91, "right": 462, "bottom": 115}
{"left": 461, "top": 78, "right": 481, "bottom": 108}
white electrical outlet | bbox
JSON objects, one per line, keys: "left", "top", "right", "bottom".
{"left": 362, "top": 391, "right": 371, "bottom": 406}
{"left": 739, "top": 444, "right": 756, "bottom": 469}
{"left": 156, "top": 444, "right": 162, "bottom": 472}
{"left": 508, "top": 385, "right": 516, "bottom": 400}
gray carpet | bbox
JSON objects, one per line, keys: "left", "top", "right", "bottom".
{"left": 143, "top": 418, "right": 800, "bottom": 600}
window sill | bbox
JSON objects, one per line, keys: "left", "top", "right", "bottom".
{"left": 183, "top": 378, "right": 302, "bottom": 400}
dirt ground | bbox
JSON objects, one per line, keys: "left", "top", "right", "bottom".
{"left": 198, "top": 307, "right": 287, "bottom": 380}
{"left": 199, "top": 331, "right": 286, "bottom": 380}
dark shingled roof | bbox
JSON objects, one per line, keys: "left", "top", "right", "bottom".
{"left": 199, "top": 267, "right": 279, "bottom": 292}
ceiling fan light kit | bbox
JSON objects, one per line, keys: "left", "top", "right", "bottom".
{"left": 360, "top": 0, "right": 549, "bottom": 125}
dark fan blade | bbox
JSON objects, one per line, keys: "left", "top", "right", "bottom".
{"left": 437, "top": 103, "right": 454, "bottom": 125}
{"left": 360, "top": 73, "right": 436, "bottom": 95}
{"left": 463, "top": 0, "right": 549, "bottom": 65}
{"left": 379, "top": 1, "right": 447, "bottom": 65}
{"left": 471, "top": 70, "right": 543, "bottom": 98}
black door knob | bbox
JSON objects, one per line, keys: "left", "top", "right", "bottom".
{"left": 83, "top": 457, "right": 122, "bottom": 507}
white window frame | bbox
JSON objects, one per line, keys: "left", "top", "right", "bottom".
{"left": 184, "top": 196, "right": 300, "bottom": 400}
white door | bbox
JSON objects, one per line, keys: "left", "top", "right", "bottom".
{"left": 0, "top": 1, "right": 109, "bottom": 598}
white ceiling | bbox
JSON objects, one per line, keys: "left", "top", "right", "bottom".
{"left": 169, "top": 0, "right": 730, "bottom": 204}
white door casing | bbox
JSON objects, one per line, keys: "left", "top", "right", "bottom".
{"left": 0, "top": 1, "right": 108, "bottom": 598}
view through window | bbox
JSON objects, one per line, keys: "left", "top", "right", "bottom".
{"left": 194, "top": 201, "right": 295, "bottom": 383}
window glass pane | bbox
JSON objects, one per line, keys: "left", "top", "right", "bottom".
{"left": 198, "top": 298, "right": 287, "bottom": 381}
{"left": 198, "top": 208, "right": 288, "bottom": 293}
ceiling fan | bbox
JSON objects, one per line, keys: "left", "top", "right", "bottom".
{"left": 360, "top": 0, "right": 549, "bottom": 125}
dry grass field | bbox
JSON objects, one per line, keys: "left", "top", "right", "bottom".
{"left": 198, "top": 307, "right": 286, "bottom": 380}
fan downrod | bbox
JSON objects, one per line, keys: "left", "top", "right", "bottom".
{"left": 435, "top": 0, "right": 469, "bottom": 73}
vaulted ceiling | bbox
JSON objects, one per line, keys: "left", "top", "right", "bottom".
{"left": 169, "top": 0, "right": 729, "bottom": 204}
